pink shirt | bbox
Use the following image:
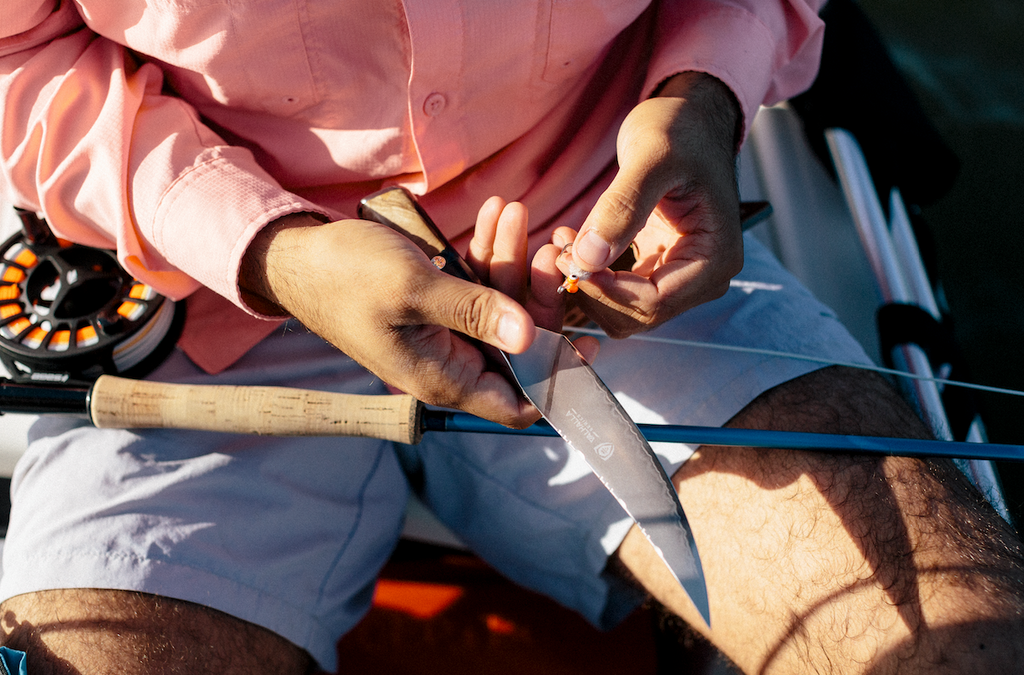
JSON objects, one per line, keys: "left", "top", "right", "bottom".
{"left": 1, "top": 0, "right": 825, "bottom": 373}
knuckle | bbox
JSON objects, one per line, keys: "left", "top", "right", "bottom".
{"left": 451, "top": 289, "right": 495, "bottom": 340}
{"left": 595, "top": 188, "right": 642, "bottom": 229}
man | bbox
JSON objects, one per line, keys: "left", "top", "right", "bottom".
{"left": 1, "top": 1, "right": 1021, "bottom": 673}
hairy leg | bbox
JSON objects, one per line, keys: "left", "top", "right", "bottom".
{"left": 617, "top": 366, "right": 1024, "bottom": 674}
{"left": 0, "top": 589, "right": 315, "bottom": 675}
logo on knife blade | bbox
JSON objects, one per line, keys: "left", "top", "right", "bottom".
{"left": 565, "top": 408, "right": 614, "bottom": 459}
{"left": 594, "top": 442, "right": 615, "bottom": 460}
{"left": 565, "top": 407, "right": 598, "bottom": 443}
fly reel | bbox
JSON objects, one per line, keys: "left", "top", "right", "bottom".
{"left": 0, "top": 210, "right": 183, "bottom": 384}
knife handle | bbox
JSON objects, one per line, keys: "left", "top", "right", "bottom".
{"left": 358, "top": 187, "right": 479, "bottom": 284}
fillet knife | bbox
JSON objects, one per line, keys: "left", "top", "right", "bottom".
{"left": 357, "top": 187, "right": 710, "bottom": 625}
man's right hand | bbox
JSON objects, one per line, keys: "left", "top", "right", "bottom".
{"left": 239, "top": 213, "right": 540, "bottom": 428}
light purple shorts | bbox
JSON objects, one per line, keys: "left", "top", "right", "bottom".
{"left": 0, "top": 235, "right": 871, "bottom": 670}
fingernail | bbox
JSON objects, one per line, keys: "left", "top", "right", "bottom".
{"left": 575, "top": 230, "right": 612, "bottom": 268}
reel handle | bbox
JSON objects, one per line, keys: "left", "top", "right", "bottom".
{"left": 89, "top": 375, "right": 424, "bottom": 444}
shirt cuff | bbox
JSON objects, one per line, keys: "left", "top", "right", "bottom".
{"left": 644, "top": 0, "right": 825, "bottom": 142}
{"left": 147, "top": 145, "right": 330, "bottom": 317}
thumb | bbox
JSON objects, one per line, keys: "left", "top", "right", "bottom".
{"left": 572, "top": 163, "right": 669, "bottom": 273}
{"left": 418, "top": 275, "right": 536, "bottom": 354}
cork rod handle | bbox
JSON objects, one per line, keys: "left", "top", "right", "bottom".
{"left": 89, "top": 375, "right": 424, "bottom": 444}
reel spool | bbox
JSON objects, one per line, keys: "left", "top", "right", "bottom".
{"left": 0, "top": 210, "right": 183, "bottom": 384}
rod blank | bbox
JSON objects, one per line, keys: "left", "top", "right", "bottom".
{"left": 426, "top": 410, "right": 1024, "bottom": 462}
{"left": 3, "top": 375, "right": 1022, "bottom": 462}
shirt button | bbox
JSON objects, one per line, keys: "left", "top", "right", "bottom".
{"left": 422, "top": 92, "right": 447, "bottom": 117}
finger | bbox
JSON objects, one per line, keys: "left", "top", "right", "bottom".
{"left": 647, "top": 254, "right": 735, "bottom": 311}
{"left": 573, "top": 251, "right": 737, "bottom": 339}
{"left": 571, "top": 335, "right": 600, "bottom": 365}
{"left": 571, "top": 270, "right": 660, "bottom": 338}
{"left": 488, "top": 201, "right": 529, "bottom": 302}
{"left": 467, "top": 195, "right": 507, "bottom": 284}
{"left": 571, "top": 157, "right": 674, "bottom": 273}
{"left": 385, "top": 329, "right": 539, "bottom": 428}
{"left": 526, "top": 242, "right": 566, "bottom": 332}
{"left": 457, "top": 379, "right": 542, "bottom": 428}
{"left": 551, "top": 226, "right": 578, "bottom": 250}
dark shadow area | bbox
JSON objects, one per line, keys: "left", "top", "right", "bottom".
{"left": 334, "top": 539, "right": 740, "bottom": 674}
{"left": 837, "top": 0, "right": 1024, "bottom": 527}
{"left": 333, "top": 539, "right": 663, "bottom": 675}
{"left": 0, "top": 477, "right": 10, "bottom": 539}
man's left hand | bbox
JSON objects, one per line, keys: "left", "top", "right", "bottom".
{"left": 559, "top": 71, "right": 744, "bottom": 338}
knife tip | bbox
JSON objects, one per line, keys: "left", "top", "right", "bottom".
{"left": 686, "top": 582, "right": 711, "bottom": 628}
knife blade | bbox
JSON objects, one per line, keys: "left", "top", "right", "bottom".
{"left": 358, "top": 187, "right": 711, "bottom": 625}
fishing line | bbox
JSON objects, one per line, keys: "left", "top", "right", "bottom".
{"left": 566, "top": 325, "right": 1024, "bottom": 399}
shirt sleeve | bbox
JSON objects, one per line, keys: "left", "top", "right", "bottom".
{"left": 643, "top": 0, "right": 827, "bottom": 141}
{"left": 0, "top": 0, "right": 328, "bottom": 314}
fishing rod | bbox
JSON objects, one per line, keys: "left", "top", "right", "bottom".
{"left": 2, "top": 375, "right": 1022, "bottom": 462}
{"left": 2, "top": 209, "right": 1022, "bottom": 462}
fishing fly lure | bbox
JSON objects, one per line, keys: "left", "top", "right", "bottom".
{"left": 557, "top": 244, "right": 591, "bottom": 294}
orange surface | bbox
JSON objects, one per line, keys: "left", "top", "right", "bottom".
{"left": 129, "top": 284, "right": 156, "bottom": 300}
{"left": 12, "top": 248, "right": 37, "bottom": 268}
{"left": 1, "top": 267, "right": 24, "bottom": 283}
{"left": 76, "top": 324, "right": 98, "bottom": 346}
{"left": 2, "top": 317, "right": 30, "bottom": 336}
{"left": 48, "top": 330, "right": 71, "bottom": 351}
{"left": 372, "top": 580, "right": 464, "bottom": 620}
{"left": 332, "top": 543, "right": 662, "bottom": 675}
{"left": 117, "top": 301, "right": 145, "bottom": 321}
{"left": 22, "top": 326, "right": 48, "bottom": 349}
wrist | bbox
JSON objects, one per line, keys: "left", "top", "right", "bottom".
{"left": 655, "top": 71, "right": 742, "bottom": 153}
{"left": 239, "top": 212, "right": 327, "bottom": 316}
